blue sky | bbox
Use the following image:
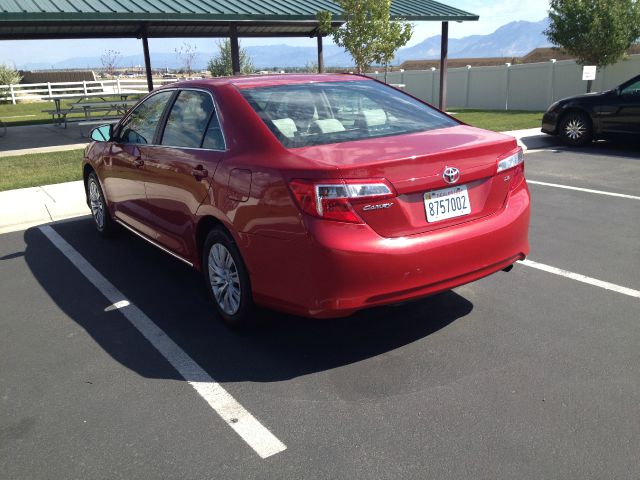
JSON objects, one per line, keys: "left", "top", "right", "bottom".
{"left": 0, "top": 0, "right": 550, "bottom": 68}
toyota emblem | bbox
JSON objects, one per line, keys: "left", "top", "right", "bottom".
{"left": 443, "top": 167, "right": 460, "bottom": 184}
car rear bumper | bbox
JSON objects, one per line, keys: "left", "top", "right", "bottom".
{"left": 242, "top": 181, "right": 530, "bottom": 319}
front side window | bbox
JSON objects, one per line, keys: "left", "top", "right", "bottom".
{"left": 161, "top": 90, "right": 217, "bottom": 149}
{"left": 117, "top": 91, "right": 173, "bottom": 144}
{"left": 240, "top": 80, "right": 458, "bottom": 148}
{"left": 620, "top": 79, "right": 640, "bottom": 97}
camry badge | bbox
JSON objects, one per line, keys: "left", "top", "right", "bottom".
{"left": 363, "top": 202, "right": 394, "bottom": 211}
{"left": 443, "top": 167, "right": 460, "bottom": 184}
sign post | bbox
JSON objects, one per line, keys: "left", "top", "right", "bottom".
{"left": 582, "top": 65, "right": 597, "bottom": 93}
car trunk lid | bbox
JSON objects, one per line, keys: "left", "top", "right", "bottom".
{"left": 294, "top": 125, "right": 519, "bottom": 237}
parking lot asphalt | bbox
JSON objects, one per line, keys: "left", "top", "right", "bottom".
{"left": 1, "top": 142, "right": 639, "bottom": 479}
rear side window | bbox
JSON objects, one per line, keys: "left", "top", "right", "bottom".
{"left": 118, "top": 91, "right": 173, "bottom": 144}
{"left": 161, "top": 90, "right": 216, "bottom": 149}
{"left": 241, "top": 80, "right": 458, "bottom": 148}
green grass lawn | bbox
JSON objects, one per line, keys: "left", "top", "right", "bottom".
{"left": 0, "top": 149, "right": 84, "bottom": 191}
{"left": 0, "top": 95, "right": 143, "bottom": 127}
{"left": 451, "top": 109, "right": 544, "bottom": 132}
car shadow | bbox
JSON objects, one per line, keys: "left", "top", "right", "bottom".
{"left": 518, "top": 134, "right": 559, "bottom": 151}
{"left": 536, "top": 138, "right": 640, "bottom": 159}
{"left": 24, "top": 218, "right": 474, "bottom": 384}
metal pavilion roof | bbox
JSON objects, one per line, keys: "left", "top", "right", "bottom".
{"left": 0, "top": 0, "right": 478, "bottom": 40}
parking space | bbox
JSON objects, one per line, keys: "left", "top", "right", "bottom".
{"left": 1, "top": 142, "right": 639, "bottom": 479}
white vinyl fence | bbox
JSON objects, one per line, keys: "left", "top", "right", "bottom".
{"left": 0, "top": 78, "right": 178, "bottom": 104}
{"left": 370, "top": 54, "right": 640, "bottom": 111}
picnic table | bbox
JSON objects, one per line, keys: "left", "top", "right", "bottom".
{"left": 42, "top": 95, "right": 139, "bottom": 129}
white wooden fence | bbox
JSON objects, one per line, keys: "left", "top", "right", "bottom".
{"left": 0, "top": 78, "right": 178, "bottom": 104}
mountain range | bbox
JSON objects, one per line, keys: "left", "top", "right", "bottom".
{"left": 20, "top": 18, "right": 551, "bottom": 71}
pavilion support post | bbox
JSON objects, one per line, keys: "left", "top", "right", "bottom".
{"left": 230, "top": 24, "right": 240, "bottom": 75}
{"left": 317, "top": 34, "right": 325, "bottom": 73}
{"left": 142, "top": 35, "right": 153, "bottom": 91}
{"left": 438, "top": 21, "right": 449, "bottom": 111}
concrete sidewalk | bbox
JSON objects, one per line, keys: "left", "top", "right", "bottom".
{"left": 502, "top": 127, "right": 559, "bottom": 151}
{"left": 0, "top": 181, "right": 89, "bottom": 234}
{"left": 0, "top": 128, "right": 551, "bottom": 235}
{"left": 0, "top": 123, "right": 88, "bottom": 158}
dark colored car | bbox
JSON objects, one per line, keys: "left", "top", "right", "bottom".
{"left": 542, "top": 75, "right": 640, "bottom": 146}
{"left": 84, "top": 74, "right": 530, "bottom": 328}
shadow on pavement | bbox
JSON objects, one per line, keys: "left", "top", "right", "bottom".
{"left": 24, "top": 218, "right": 474, "bottom": 383}
{"left": 518, "top": 134, "right": 559, "bottom": 151}
{"left": 529, "top": 138, "right": 640, "bottom": 159}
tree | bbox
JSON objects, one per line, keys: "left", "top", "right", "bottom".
{"left": 207, "top": 39, "right": 255, "bottom": 77}
{"left": 0, "top": 64, "right": 22, "bottom": 103}
{"left": 304, "top": 61, "right": 319, "bottom": 73}
{"left": 317, "top": 0, "right": 413, "bottom": 75}
{"left": 545, "top": 0, "right": 640, "bottom": 91}
{"left": 100, "top": 49, "right": 121, "bottom": 76}
{"left": 175, "top": 42, "right": 198, "bottom": 77}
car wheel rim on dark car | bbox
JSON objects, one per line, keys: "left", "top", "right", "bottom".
{"left": 208, "top": 243, "right": 241, "bottom": 315}
{"left": 89, "top": 179, "right": 105, "bottom": 229}
{"left": 564, "top": 118, "right": 586, "bottom": 140}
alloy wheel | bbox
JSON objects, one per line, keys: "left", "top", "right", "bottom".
{"left": 564, "top": 118, "right": 586, "bottom": 140}
{"left": 208, "top": 243, "right": 241, "bottom": 316}
{"left": 89, "top": 179, "right": 105, "bottom": 229}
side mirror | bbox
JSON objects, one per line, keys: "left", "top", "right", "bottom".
{"left": 90, "top": 124, "right": 113, "bottom": 142}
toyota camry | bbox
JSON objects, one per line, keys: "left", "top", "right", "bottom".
{"left": 84, "top": 74, "right": 530, "bottom": 328}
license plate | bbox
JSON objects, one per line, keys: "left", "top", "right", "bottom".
{"left": 424, "top": 185, "right": 471, "bottom": 223}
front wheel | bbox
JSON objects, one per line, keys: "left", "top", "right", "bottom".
{"left": 560, "top": 111, "right": 593, "bottom": 147}
{"left": 202, "top": 227, "right": 255, "bottom": 329}
{"left": 87, "top": 172, "right": 117, "bottom": 237}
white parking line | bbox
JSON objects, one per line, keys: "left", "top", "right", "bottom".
{"left": 519, "top": 259, "right": 640, "bottom": 299}
{"left": 527, "top": 180, "right": 640, "bottom": 201}
{"left": 39, "top": 225, "right": 287, "bottom": 459}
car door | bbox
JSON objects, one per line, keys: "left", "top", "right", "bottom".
{"left": 599, "top": 78, "right": 640, "bottom": 135}
{"left": 142, "top": 89, "right": 227, "bottom": 259}
{"left": 104, "top": 90, "right": 175, "bottom": 237}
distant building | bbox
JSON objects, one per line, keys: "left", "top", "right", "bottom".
{"left": 397, "top": 46, "right": 640, "bottom": 71}
{"left": 19, "top": 70, "right": 96, "bottom": 84}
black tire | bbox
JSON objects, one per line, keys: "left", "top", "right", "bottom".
{"left": 202, "top": 227, "right": 255, "bottom": 329}
{"left": 86, "top": 172, "right": 117, "bottom": 237}
{"left": 559, "top": 111, "right": 593, "bottom": 147}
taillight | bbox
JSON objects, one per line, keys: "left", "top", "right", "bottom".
{"left": 289, "top": 179, "right": 395, "bottom": 223}
{"left": 497, "top": 147, "right": 525, "bottom": 191}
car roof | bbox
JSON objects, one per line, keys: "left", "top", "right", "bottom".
{"left": 170, "top": 73, "right": 372, "bottom": 90}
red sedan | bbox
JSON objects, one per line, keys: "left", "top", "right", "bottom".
{"left": 84, "top": 74, "right": 530, "bottom": 328}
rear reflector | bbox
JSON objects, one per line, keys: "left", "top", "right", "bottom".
{"left": 289, "top": 179, "right": 395, "bottom": 223}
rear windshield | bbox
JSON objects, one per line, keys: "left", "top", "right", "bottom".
{"left": 240, "top": 80, "right": 458, "bottom": 148}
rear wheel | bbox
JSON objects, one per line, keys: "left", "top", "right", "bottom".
{"left": 202, "top": 227, "right": 255, "bottom": 329}
{"left": 87, "top": 172, "right": 117, "bottom": 237}
{"left": 560, "top": 111, "right": 592, "bottom": 147}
